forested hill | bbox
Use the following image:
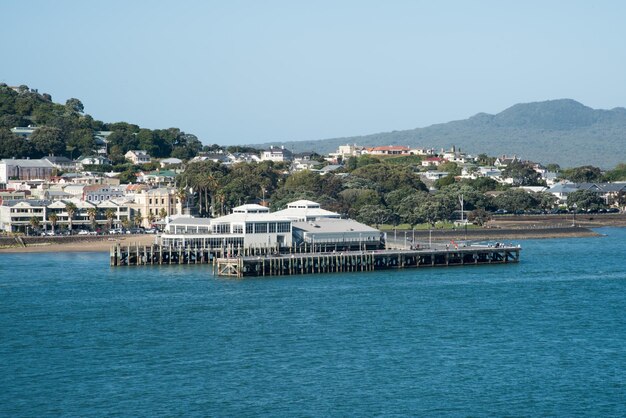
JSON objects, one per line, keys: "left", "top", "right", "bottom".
{"left": 250, "top": 99, "right": 626, "bottom": 168}
{"left": 0, "top": 84, "right": 202, "bottom": 162}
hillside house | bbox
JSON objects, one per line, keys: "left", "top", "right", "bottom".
{"left": 125, "top": 150, "right": 151, "bottom": 165}
{"left": 261, "top": 146, "right": 293, "bottom": 162}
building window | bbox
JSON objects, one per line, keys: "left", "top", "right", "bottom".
{"left": 269, "top": 222, "right": 276, "bottom": 233}
{"left": 213, "top": 223, "right": 230, "bottom": 234}
{"left": 245, "top": 223, "right": 253, "bottom": 234}
{"left": 277, "top": 222, "right": 290, "bottom": 233}
{"left": 149, "top": 198, "right": 152, "bottom": 204}
{"left": 232, "top": 224, "right": 243, "bottom": 234}
{"left": 254, "top": 222, "right": 267, "bottom": 233}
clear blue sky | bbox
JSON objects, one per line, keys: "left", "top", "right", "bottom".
{"left": 2, "top": 1, "right": 626, "bottom": 145}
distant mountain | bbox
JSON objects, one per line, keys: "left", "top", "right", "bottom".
{"left": 249, "top": 99, "right": 626, "bottom": 168}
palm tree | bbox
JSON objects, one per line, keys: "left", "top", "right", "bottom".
{"left": 48, "top": 212, "right": 58, "bottom": 235}
{"left": 65, "top": 202, "right": 77, "bottom": 233}
{"left": 146, "top": 212, "right": 156, "bottom": 227}
{"left": 175, "top": 187, "right": 187, "bottom": 214}
{"left": 134, "top": 213, "right": 143, "bottom": 228}
{"left": 29, "top": 216, "right": 40, "bottom": 235}
{"left": 105, "top": 208, "right": 116, "bottom": 230}
{"left": 87, "top": 207, "right": 98, "bottom": 231}
{"left": 159, "top": 207, "right": 168, "bottom": 220}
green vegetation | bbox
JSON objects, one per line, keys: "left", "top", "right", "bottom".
{"left": 0, "top": 84, "right": 201, "bottom": 160}
{"left": 177, "top": 152, "right": 623, "bottom": 227}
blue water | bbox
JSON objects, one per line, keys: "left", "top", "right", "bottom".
{"left": 1, "top": 229, "right": 626, "bottom": 416}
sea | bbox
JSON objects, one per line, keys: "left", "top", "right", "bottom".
{"left": 1, "top": 228, "right": 625, "bottom": 417}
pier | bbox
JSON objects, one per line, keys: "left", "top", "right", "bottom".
{"left": 110, "top": 242, "right": 521, "bottom": 277}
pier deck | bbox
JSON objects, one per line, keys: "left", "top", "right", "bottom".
{"left": 111, "top": 242, "right": 520, "bottom": 277}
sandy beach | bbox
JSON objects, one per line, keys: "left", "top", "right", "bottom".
{"left": 0, "top": 234, "right": 156, "bottom": 253}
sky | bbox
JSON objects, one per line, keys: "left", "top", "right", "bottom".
{"left": 2, "top": 0, "right": 626, "bottom": 145}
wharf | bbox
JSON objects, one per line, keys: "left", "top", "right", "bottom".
{"left": 110, "top": 242, "right": 521, "bottom": 277}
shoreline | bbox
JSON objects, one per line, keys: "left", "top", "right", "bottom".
{"left": 0, "top": 234, "right": 156, "bottom": 253}
{"left": 0, "top": 225, "right": 611, "bottom": 254}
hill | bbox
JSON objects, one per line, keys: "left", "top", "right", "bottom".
{"left": 0, "top": 84, "right": 202, "bottom": 162}
{"left": 250, "top": 99, "right": 626, "bottom": 168}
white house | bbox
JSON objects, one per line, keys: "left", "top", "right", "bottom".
{"left": 125, "top": 150, "right": 151, "bottom": 164}
{"left": 261, "top": 146, "right": 293, "bottom": 162}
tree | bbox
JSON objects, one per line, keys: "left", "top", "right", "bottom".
{"left": 146, "top": 213, "right": 156, "bottom": 226}
{"left": 477, "top": 154, "right": 496, "bottom": 166}
{"left": 87, "top": 207, "right": 98, "bottom": 230}
{"left": 567, "top": 190, "right": 605, "bottom": 211}
{"left": 603, "top": 163, "right": 626, "bottom": 182}
{"left": 65, "top": 98, "right": 84, "bottom": 114}
{"left": 105, "top": 208, "right": 116, "bottom": 230}
{"left": 159, "top": 208, "right": 168, "bottom": 220}
{"left": 560, "top": 166, "right": 603, "bottom": 183}
{"left": 176, "top": 187, "right": 188, "bottom": 213}
{"left": 48, "top": 212, "right": 58, "bottom": 234}
{"left": 29, "top": 216, "right": 40, "bottom": 234}
{"left": 67, "top": 128, "right": 95, "bottom": 157}
{"left": 501, "top": 161, "right": 542, "bottom": 186}
{"left": 357, "top": 205, "right": 393, "bottom": 228}
{"left": 65, "top": 202, "right": 77, "bottom": 232}
{"left": 134, "top": 213, "right": 143, "bottom": 228}
{"left": 536, "top": 192, "right": 557, "bottom": 211}
{"left": 434, "top": 174, "right": 456, "bottom": 189}
{"left": 31, "top": 126, "right": 66, "bottom": 156}
{"left": 468, "top": 208, "right": 490, "bottom": 226}
{"left": 0, "top": 128, "right": 34, "bottom": 158}
{"left": 493, "top": 189, "right": 539, "bottom": 212}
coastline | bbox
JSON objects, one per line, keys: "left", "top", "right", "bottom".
{"left": 0, "top": 234, "right": 156, "bottom": 253}
{"left": 0, "top": 225, "right": 608, "bottom": 254}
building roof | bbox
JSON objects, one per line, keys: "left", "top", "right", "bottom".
{"left": 371, "top": 145, "right": 410, "bottom": 151}
{"left": 43, "top": 156, "right": 74, "bottom": 164}
{"left": 232, "top": 203, "right": 270, "bottom": 213}
{"left": 212, "top": 212, "right": 292, "bottom": 224}
{"left": 1, "top": 199, "right": 51, "bottom": 207}
{"left": 0, "top": 158, "right": 55, "bottom": 168}
{"left": 292, "top": 218, "right": 379, "bottom": 234}
{"left": 160, "top": 157, "right": 183, "bottom": 164}
{"left": 286, "top": 200, "right": 320, "bottom": 208}
{"left": 168, "top": 217, "right": 213, "bottom": 226}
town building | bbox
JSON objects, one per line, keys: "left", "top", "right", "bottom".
{"left": 0, "top": 159, "right": 56, "bottom": 183}
{"left": 160, "top": 157, "right": 183, "bottom": 167}
{"left": 129, "top": 187, "right": 182, "bottom": 226}
{"left": 82, "top": 184, "right": 125, "bottom": 203}
{"left": 76, "top": 155, "right": 111, "bottom": 167}
{"left": 368, "top": 146, "right": 411, "bottom": 156}
{"left": 261, "top": 146, "right": 293, "bottom": 162}
{"left": 421, "top": 157, "right": 445, "bottom": 167}
{"left": 43, "top": 156, "right": 77, "bottom": 172}
{"left": 125, "top": 150, "right": 151, "bottom": 165}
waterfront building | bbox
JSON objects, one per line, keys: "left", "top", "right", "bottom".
{"left": 273, "top": 200, "right": 341, "bottom": 222}
{"left": 158, "top": 200, "right": 382, "bottom": 250}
